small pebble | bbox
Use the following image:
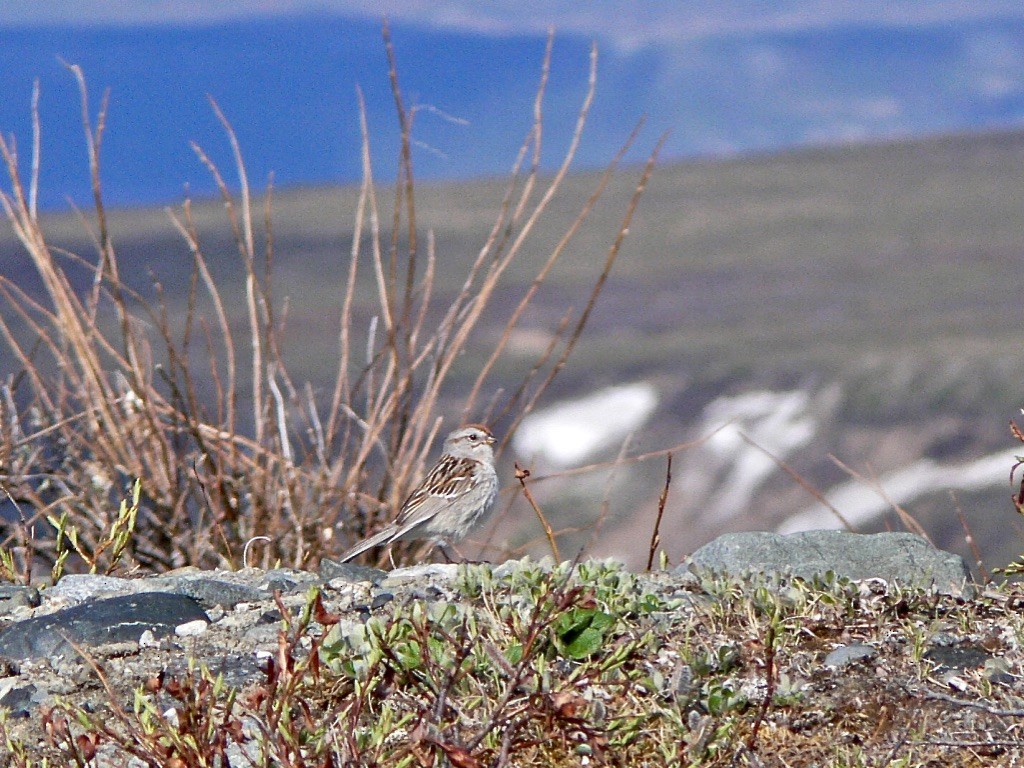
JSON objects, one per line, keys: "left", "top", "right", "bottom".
{"left": 139, "top": 630, "right": 159, "bottom": 648}
{"left": 175, "top": 620, "right": 209, "bottom": 637}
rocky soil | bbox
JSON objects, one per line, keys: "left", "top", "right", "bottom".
{"left": 0, "top": 531, "right": 1021, "bottom": 765}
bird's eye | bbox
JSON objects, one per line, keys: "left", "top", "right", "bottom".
{"left": 468, "top": 433, "right": 477, "bottom": 441}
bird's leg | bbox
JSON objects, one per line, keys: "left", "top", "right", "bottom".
{"left": 433, "top": 540, "right": 454, "bottom": 563}
{"left": 437, "top": 540, "right": 476, "bottom": 564}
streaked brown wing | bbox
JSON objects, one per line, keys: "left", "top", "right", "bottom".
{"left": 393, "top": 455, "right": 478, "bottom": 527}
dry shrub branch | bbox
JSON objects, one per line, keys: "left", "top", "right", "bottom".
{"left": 0, "top": 30, "right": 658, "bottom": 575}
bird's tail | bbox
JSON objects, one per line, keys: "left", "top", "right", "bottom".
{"left": 337, "top": 526, "right": 396, "bottom": 564}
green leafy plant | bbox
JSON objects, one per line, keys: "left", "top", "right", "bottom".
{"left": 552, "top": 605, "right": 615, "bottom": 659}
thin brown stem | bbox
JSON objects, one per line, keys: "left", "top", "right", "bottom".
{"left": 515, "top": 463, "right": 560, "bottom": 562}
{"left": 647, "top": 454, "right": 673, "bottom": 571}
{"left": 738, "top": 433, "right": 855, "bottom": 532}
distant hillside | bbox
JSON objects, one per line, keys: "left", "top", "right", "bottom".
{"left": 3, "top": 127, "right": 1024, "bottom": 571}
{"left": 2, "top": 13, "right": 1024, "bottom": 209}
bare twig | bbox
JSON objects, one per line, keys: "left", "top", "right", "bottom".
{"left": 923, "top": 689, "right": 1024, "bottom": 717}
{"left": 829, "top": 455, "right": 930, "bottom": 541}
{"left": 738, "top": 433, "right": 855, "bottom": 531}
{"left": 525, "top": 430, "right": 723, "bottom": 484}
{"left": 646, "top": 454, "right": 672, "bottom": 571}
{"left": 587, "top": 432, "right": 633, "bottom": 554}
{"left": 950, "top": 490, "right": 989, "bottom": 582}
{"left": 0, "top": 35, "right": 658, "bottom": 573}
{"left": 515, "top": 463, "right": 560, "bottom": 562}
{"left": 501, "top": 129, "right": 668, "bottom": 446}
{"left": 746, "top": 619, "right": 777, "bottom": 751}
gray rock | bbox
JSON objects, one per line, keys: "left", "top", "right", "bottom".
{"left": 923, "top": 642, "right": 989, "bottom": 672}
{"left": 147, "top": 575, "right": 267, "bottom": 609}
{"left": 0, "top": 682, "right": 36, "bottom": 718}
{"left": 49, "top": 571, "right": 280, "bottom": 611}
{"left": 682, "top": 531, "right": 975, "bottom": 597}
{"left": 0, "top": 586, "right": 40, "bottom": 613}
{"left": 319, "top": 559, "right": 387, "bottom": 585}
{"left": 824, "top": 643, "right": 877, "bottom": 668}
{"left": 259, "top": 568, "right": 321, "bottom": 594}
{"left": 48, "top": 574, "right": 140, "bottom": 603}
{"left": 0, "top": 593, "right": 209, "bottom": 660}
{"left": 381, "top": 563, "right": 460, "bottom": 589}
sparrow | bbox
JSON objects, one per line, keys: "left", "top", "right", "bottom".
{"left": 338, "top": 424, "right": 498, "bottom": 564}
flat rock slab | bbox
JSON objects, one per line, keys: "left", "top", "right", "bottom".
{"left": 50, "top": 568, "right": 321, "bottom": 609}
{"left": 682, "top": 530, "right": 975, "bottom": 598}
{"left": 319, "top": 559, "right": 387, "bottom": 585}
{"left": 0, "top": 592, "right": 209, "bottom": 660}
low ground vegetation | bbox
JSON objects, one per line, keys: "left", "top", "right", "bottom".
{"left": 3, "top": 561, "right": 1024, "bottom": 765}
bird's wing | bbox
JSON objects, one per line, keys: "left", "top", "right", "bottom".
{"left": 392, "top": 455, "right": 480, "bottom": 529}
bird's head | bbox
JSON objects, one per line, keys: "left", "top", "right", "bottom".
{"left": 444, "top": 424, "right": 496, "bottom": 459}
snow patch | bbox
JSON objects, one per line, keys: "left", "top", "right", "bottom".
{"left": 513, "top": 383, "right": 659, "bottom": 468}
{"left": 778, "top": 449, "right": 1020, "bottom": 533}
{"left": 695, "top": 390, "right": 818, "bottom": 523}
